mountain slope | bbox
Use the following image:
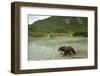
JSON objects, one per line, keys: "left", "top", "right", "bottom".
{"left": 28, "top": 16, "right": 88, "bottom": 37}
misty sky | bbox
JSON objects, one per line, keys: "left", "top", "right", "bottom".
{"left": 28, "top": 15, "right": 50, "bottom": 24}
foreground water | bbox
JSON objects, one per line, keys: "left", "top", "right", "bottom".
{"left": 28, "top": 36, "right": 88, "bottom": 61}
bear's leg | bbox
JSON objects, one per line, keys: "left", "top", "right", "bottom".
{"left": 64, "top": 51, "right": 67, "bottom": 55}
{"left": 68, "top": 51, "right": 72, "bottom": 56}
{"left": 72, "top": 49, "right": 76, "bottom": 55}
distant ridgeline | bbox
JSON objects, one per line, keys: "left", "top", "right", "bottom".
{"left": 28, "top": 16, "right": 88, "bottom": 37}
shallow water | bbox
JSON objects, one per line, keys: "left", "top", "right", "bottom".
{"left": 28, "top": 36, "right": 88, "bottom": 61}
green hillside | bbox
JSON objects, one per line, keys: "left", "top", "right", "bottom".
{"left": 28, "top": 16, "right": 88, "bottom": 37}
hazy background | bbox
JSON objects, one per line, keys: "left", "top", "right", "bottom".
{"left": 28, "top": 15, "right": 50, "bottom": 24}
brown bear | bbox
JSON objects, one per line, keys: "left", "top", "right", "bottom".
{"left": 58, "top": 46, "right": 76, "bottom": 56}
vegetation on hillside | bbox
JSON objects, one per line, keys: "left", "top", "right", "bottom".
{"left": 28, "top": 16, "right": 88, "bottom": 37}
